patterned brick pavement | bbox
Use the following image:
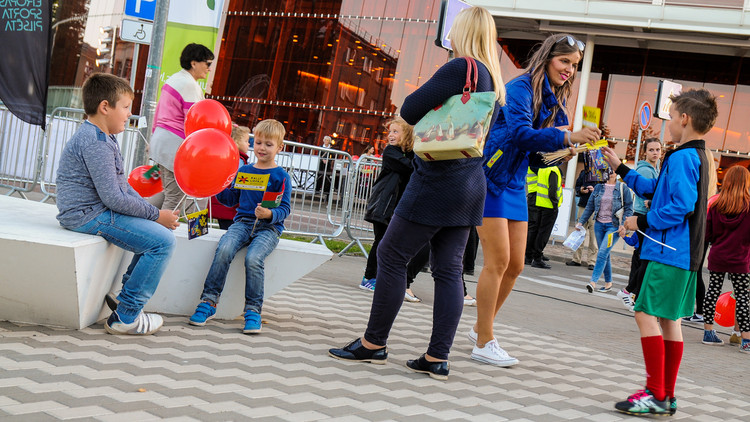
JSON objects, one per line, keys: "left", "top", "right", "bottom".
{"left": 1, "top": 268, "right": 749, "bottom": 421}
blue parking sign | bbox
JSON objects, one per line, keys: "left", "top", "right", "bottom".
{"left": 124, "top": 0, "right": 156, "bottom": 21}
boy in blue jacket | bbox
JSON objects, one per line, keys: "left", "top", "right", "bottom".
{"left": 189, "top": 119, "right": 292, "bottom": 334}
{"left": 603, "top": 89, "right": 716, "bottom": 417}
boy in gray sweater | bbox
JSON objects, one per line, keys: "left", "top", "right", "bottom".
{"left": 56, "top": 73, "right": 180, "bottom": 335}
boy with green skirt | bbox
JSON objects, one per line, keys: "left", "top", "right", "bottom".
{"left": 602, "top": 88, "right": 717, "bottom": 417}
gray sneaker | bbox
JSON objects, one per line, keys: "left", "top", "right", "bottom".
{"left": 105, "top": 311, "right": 163, "bottom": 335}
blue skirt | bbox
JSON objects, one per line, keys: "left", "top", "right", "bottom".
{"left": 483, "top": 185, "right": 527, "bottom": 221}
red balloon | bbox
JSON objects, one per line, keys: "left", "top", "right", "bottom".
{"left": 128, "top": 165, "right": 163, "bottom": 198}
{"left": 174, "top": 128, "right": 240, "bottom": 198}
{"left": 714, "top": 291, "right": 736, "bottom": 327}
{"left": 184, "top": 99, "right": 232, "bottom": 137}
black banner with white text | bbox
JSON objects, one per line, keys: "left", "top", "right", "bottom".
{"left": 0, "top": 1, "right": 53, "bottom": 129}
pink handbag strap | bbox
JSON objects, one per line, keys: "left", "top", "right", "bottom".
{"left": 461, "top": 57, "right": 478, "bottom": 104}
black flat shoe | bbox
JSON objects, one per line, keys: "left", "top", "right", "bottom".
{"left": 328, "top": 338, "right": 387, "bottom": 364}
{"left": 565, "top": 260, "right": 581, "bottom": 266}
{"left": 531, "top": 259, "right": 551, "bottom": 269}
{"left": 406, "top": 354, "right": 449, "bottom": 380}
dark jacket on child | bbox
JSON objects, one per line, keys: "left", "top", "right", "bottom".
{"left": 364, "top": 144, "right": 414, "bottom": 225}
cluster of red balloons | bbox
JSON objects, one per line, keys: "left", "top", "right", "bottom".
{"left": 127, "top": 99, "right": 237, "bottom": 198}
{"left": 174, "top": 99, "right": 239, "bottom": 198}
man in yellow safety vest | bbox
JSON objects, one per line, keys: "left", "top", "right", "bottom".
{"left": 525, "top": 165, "right": 562, "bottom": 269}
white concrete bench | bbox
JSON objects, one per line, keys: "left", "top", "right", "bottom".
{"left": 0, "top": 195, "right": 332, "bottom": 329}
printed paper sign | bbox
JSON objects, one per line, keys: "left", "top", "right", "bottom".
{"left": 582, "top": 105, "right": 601, "bottom": 128}
{"left": 187, "top": 209, "right": 208, "bottom": 240}
{"left": 234, "top": 172, "right": 269, "bottom": 190}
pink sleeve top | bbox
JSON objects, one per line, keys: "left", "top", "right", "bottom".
{"left": 153, "top": 69, "right": 205, "bottom": 139}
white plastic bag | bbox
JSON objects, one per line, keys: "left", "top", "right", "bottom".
{"left": 563, "top": 227, "right": 586, "bottom": 251}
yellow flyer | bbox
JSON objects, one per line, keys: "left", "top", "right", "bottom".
{"left": 587, "top": 139, "right": 610, "bottom": 150}
{"left": 234, "top": 172, "right": 269, "bottom": 190}
{"left": 582, "top": 105, "right": 601, "bottom": 128}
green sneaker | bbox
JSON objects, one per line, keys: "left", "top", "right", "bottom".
{"left": 669, "top": 397, "right": 677, "bottom": 415}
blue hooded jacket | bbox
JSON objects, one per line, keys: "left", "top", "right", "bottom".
{"left": 616, "top": 140, "right": 710, "bottom": 271}
{"left": 483, "top": 72, "right": 567, "bottom": 195}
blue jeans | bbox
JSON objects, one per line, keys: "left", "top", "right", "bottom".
{"left": 71, "top": 210, "right": 175, "bottom": 323}
{"left": 591, "top": 221, "right": 619, "bottom": 284}
{"left": 200, "top": 219, "right": 279, "bottom": 314}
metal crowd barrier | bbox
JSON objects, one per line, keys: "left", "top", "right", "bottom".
{"left": 0, "top": 105, "right": 45, "bottom": 198}
{"left": 259, "top": 141, "right": 353, "bottom": 244}
{"left": 339, "top": 155, "right": 382, "bottom": 257}
{"left": 37, "top": 108, "right": 148, "bottom": 203}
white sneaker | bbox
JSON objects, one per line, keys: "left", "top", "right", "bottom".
{"left": 467, "top": 327, "right": 478, "bottom": 343}
{"left": 617, "top": 289, "right": 634, "bottom": 311}
{"left": 471, "top": 339, "right": 519, "bottom": 367}
{"left": 464, "top": 297, "right": 477, "bottom": 306}
{"left": 105, "top": 311, "right": 163, "bottom": 335}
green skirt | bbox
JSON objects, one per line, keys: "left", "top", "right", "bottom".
{"left": 634, "top": 261, "right": 696, "bottom": 321}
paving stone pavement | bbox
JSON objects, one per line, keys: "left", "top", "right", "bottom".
{"left": 1, "top": 260, "right": 749, "bottom": 421}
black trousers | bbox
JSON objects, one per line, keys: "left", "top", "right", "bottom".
{"left": 364, "top": 215, "right": 469, "bottom": 360}
{"left": 625, "top": 213, "right": 647, "bottom": 295}
{"left": 406, "top": 241, "right": 469, "bottom": 296}
{"left": 526, "top": 204, "right": 558, "bottom": 260}
{"left": 463, "top": 226, "right": 479, "bottom": 274}
{"left": 364, "top": 221, "right": 388, "bottom": 280}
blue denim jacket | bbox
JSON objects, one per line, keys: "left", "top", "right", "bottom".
{"left": 578, "top": 181, "right": 634, "bottom": 227}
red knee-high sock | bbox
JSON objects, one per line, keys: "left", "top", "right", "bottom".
{"left": 641, "top": 335, "right": 666, "bottom": 401}
{"left": 663, "top": 340, "right": 684, "bottom": 398}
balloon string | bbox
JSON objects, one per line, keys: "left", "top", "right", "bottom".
{"left": 173, "top": 194, "right": 187, "bottom": 216}
{"left": 250, "top": 218, "right": 258, "bottom": 237}
{"left": 637, "top": 230, "right": 676, "bottom": 251}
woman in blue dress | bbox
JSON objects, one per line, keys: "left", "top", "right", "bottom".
{"left": 469, "top": 34, "right": 601, "bottom": 366}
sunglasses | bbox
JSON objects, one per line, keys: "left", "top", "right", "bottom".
{"left": 556, "top": 35, "right": 585, "bottom": 52}
{"left": 205, "top": 61, "right": 213, "bottom": 66}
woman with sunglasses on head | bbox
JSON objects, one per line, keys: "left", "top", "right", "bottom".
{"left": 469, "top": 34, "right": 601, "bottom": 366}
{"left": 149, "top": 43, "right": 215, "bottom": 212}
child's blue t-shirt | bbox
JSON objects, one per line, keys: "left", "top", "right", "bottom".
{"left": 215, "top": 164, "right": 292, "bottom": 234}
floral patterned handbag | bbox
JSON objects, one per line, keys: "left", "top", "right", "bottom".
{"left": 412, "top": 57, "right": 496, "bottom": 161}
